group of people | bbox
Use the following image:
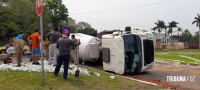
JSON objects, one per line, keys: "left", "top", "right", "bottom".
{"left": 15, "top": 26, "right": 80, "bottom": 80}
{"left": 14, "top": 29, "right": 41, "bottom": 66}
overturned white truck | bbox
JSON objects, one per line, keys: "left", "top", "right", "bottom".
{"left": 71, "top": 30, "right": 155, "bottom": 75}
{"left": 102, "top": 30, "right": 154, "bottom": 74}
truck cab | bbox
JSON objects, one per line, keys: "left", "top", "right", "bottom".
{"left": 102, "top": 30, "right": 154, "bottom": 75}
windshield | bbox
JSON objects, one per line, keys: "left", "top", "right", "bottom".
{"left": 122, "top": 34, "right": 142, "bottom": 74}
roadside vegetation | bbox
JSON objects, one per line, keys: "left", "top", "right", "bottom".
{"left": 0, "top": 68, "right": 162, "bottom": 90}
{"left": 0, "top": 0, "right": 97, "bottom": 45}
{"left": 155, "top": 49, "right": 200, "bottom": 66}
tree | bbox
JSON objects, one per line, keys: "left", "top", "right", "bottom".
{"left": 0, "top": 0, "right": 71, "bottom": 44}
{"left": 192, "top": 31, "right": 199, "bottom": 44}
{"left": 77, "top": 28, "right": 97, "bottom": 36}
{"left": 76, "top": 22, "right": 92, "bottom": 30}
{"left": 0, "top": 0, "right": 38, "bottom": 41}
{"left": 153, "top": 20, "right": 166, "bottom": 39}
{"left": 0, "top": 12, "right": 18, "bottom": 40}
{"left": 151, "top": 27, "right": 156, "bottom": 32}
{"left": 151, "top": 27, "right": 157, "bottom": 32}
{"left": 177, "top": 27, "right": 182, "bottom": 36}
{"left": 68, "top": 17, "right": 76, "bottom": 33}
{"left": 192, "top": 13, "right": 200, "bottom": 49}
{"left": 68, "top": 17, "right": 76, "bottom": 26}
{"left": 45, "top": 0, "right": 69, "bottom": 27}
{"left": 153, "top": 20, "right": 166, "bottom": 44}
{"left": 168, "top": 21, "right": 178, "bottom": 43}
{"left": 0, "top": 0, "right": 70, "bottom": 43}
{"left": 76, "top": 21, "right": 97, "bottom": 36}
{"left": 179, "top": 29, "right": 192, "bottom": 44}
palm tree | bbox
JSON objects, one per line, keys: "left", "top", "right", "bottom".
{"left": 168, "top": 21, "right": 178, "bottom": 43}
{"left": 153, "top": 20, "right": 166, "bottom": 40}
{"left": 177, "top": 27, "right": 182, "bottom": 36}
{"left": 192, "top": 13, "right": 200, "bottom": 49}
{"left": 151, "top": 27, "right": 156, "bottom": 32}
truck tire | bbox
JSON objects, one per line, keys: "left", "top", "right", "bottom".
{"left": 23, "top": 50, "right": 28, "bottom": 55}
{"left": 0, "top": 49, "right": 6, "bottom": 54}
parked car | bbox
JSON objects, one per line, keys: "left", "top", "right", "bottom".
{"left": 0, "top": 46, "right": 7, "bottom": 54}
{"left": 0, "top": 43, "right": 31, "bottom": 55}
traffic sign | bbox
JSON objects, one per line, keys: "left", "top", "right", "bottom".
{"left": 35, "top": 0, "right": 45, "bottom": 82}
{"left": 35, "top": 0, "right": 43, "bottom": 16}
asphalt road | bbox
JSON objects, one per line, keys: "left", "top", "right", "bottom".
{"left": 134, "top": 60, "right": 200, "bottom": 90}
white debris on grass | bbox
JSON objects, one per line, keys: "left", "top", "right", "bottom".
{"left": 179, "top": 55, "right": 200, "bottom": 63}
{"left": 157, "top": 58, "right": 182, "bottom": 63}
{"left": 179, "top": 52, "right": 200, "bottom": 54}
{"left": 110, "top": 76, "right": 115, "bottom": 79}
{"left": 157, "top": 53, "right": 168, "bottom": 55}
{"left": 0, "top": 60, "right": 100, "bottom": 76}
{"left": 95, "top": 72, "right": 101, "bottom": 76}
{"left": 172, "top": 60, "right": 181, "bottom": 62}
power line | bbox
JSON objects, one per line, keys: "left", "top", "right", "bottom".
{"left": 71, "top": 3, "right": 200, "bottom": 27}
{"left": 73, "top": 15, "right": 154, "bottom": 27}
{"left": 71, "top": 0, "right": 174, "bottom": 14}
{"left": 122, "top": 4, "right": 200, "bottom": 21}
{"left": 69, "top": 0, "right": 199, "bottom": 32}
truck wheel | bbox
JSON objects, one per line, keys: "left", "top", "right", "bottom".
{"left": 4, "top": 58, "right": 12, "bottom": 64}
{"left": 1, "top": 49, "right": 6, "bottom": 54}
{"left": 23, "top": 50, "right": 28, "bottom": 55}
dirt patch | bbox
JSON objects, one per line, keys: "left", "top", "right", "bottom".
{"left": 153, "top": 62, "right": 200, "bottom": 75}
{"left": 126, "top": 75, "right": 179, "bottom": 90}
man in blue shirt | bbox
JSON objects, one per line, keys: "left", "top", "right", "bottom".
{"left": 16, "top": 32, "right": 24, "bottom": 40}
{"left": 15, "top": 31, "right": 24, "bottom": 67}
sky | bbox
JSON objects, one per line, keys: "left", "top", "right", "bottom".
{"left": 63, "top": 0, "right": 200, "bottom": 34}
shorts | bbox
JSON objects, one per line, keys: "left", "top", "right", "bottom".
{"left": 32, "top": 48, "right": 40, "bottom": 57}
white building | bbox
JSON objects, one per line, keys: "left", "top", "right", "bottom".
{"left": 152, "top": 32, "right": 171, "bottom": 44}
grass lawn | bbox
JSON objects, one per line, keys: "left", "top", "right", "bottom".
{"left": 155, "top": 49, "right": 200, "bottom": 65}
{"left": 0, "top": 68, "right": 162, "bottom": 90}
